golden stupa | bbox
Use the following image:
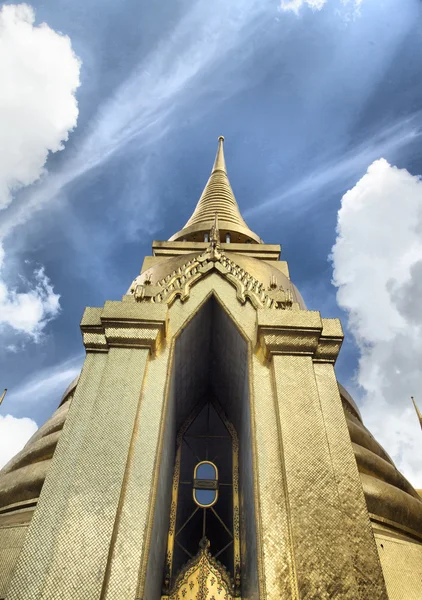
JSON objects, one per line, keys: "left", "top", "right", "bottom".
{"left": 0, "top": 138, "right": 421, "bottom": 600}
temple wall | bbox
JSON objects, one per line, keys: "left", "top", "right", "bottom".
{"left": 373, "top": 525, "right": 422, "bottom": 600}
{"left": 0, "top": 525, "right": 28, "bottom": 598}
{"left": 256, "top": 310, "right": 389, "bottom": 600}
{"left": 6, "top": 333, "right": 154, "bottom": 599}
{"left": 139, "top": 363, "right": 176, "bottom": 600}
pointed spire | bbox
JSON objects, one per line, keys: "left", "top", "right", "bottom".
{"left": 169, "top": 137, "right": 262, "bottom": 244}
{"left": 212, "top": 136, "right": 227, "bottom": 172}
{"left": 411, "top": 397, "right": 422, "bottom": 430}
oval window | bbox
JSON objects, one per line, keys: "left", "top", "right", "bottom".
{"left": 193, "top": 461, "right": 218, "bottom": 508}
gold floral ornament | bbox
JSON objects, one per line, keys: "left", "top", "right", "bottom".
{"left": 130, "top": 218, "right": 294, "bottom": 310}
{"left": 163, "top": 538, "right": 237, "bottom": 600}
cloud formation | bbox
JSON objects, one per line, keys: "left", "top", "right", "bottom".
{"left": 0, "top": 3, "right": 81, "bottom": 208}
{"left": 0, "top": 413, "right": 38, "bottom": 469}
{"left": 280, "top": 0, "right": 327, "bottom": 11}
{"left": 280, "top": 0, "right": 362, "bottom": 13}
{"left": 246, "top": 113, "right": 422, "bottom": 219}
{"left": 6, "top": 354, "right": 82, "bottom": 412}
{"left": 332, "top": 158, "right": 422, "bottom": 487}
{"left": 0, "top": 244, "right": 60, "bottom": 338}
{"left": 0, "top": 0, "right": 269, "bottom": 241}
{"left": 0, "top": 3, "right": 80, "bottom": 337}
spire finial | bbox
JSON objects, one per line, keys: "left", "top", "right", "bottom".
{"left": 169, "top": 136, "right": 262, "bottom": 244}
{"left": 212, "top": 136, "right": 227, "bottom": 173}
{"left": 411, "top": 397, "right": 422, "bottom": 430}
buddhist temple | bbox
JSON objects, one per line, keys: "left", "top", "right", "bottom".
{"left": 0, "top": 137, "right": 421, "bottom": 600}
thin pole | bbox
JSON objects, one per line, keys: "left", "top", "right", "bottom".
{"left": 0, "top": 389, "right": 7, "bottom": 407}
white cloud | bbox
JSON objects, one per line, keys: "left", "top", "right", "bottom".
{"left": 0, "top": 3, "right": 81, "bottom": 208}
{"left": 0, "top": 0, "right": 270, "bottom": 241}
{"left": 0, "top": 4, "right": 80, "bottom": 337}
{"left": 0, "top": 414, "right": 38, "bottom": 469}
{"left": 280, "top": 0, "right": 362, "bottom": 13}
{"left": 332, "top": 158, "right": 422, "bottom": 487}
{"left": 0, "top": 243, "right": 60, "bottom": 338}
{"left": 280, "top": 0, "right": 327, "bottom": 12}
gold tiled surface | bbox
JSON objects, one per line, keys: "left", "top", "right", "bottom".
{"left": 80, "top": 306, "right": 103, "bottom": 326}
{"left": 374, "top": 526, "right": 422, "bottom": 599}
{"left": 257, "top": 308, "right": 321, "bottom": 330}
{"left": 101, "top": 299, "right": 167, "bottom": 324}
{"left": 314, "top": 363, "right": 388, "bottom": 598}
{"left": 141, "top": 368, "right": 176, "bottom": 600}
{"left": 272, "top": 355, "right": 388, "bottom": 599}
{"left": 320, "top": 317, "right": 344, "bottom": 338}
{"left": 7, "top": 353, "right": 107, "bottom": 599}
{"left": 104, "top": 348, "right": 172, "bottom": 600}
{"left": 103, "top": 326, "right": 161, "bottom": 348}
{"left": 251, "top": 353, "right": 298, "bottom": 600}
{"left": 4, "top": 270, "right": 410, "bottom": 599}
{"left": 0, "top": 525, "right": 28, "bottom": 598}
{"left": 7, "top": 348, "right": 149, "bottom": 599}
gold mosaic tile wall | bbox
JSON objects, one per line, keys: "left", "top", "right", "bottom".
{"left": 0, "top": 525, "right": 28, "bottom": 598}
{"left": 141, "top": 368, "right": 176, "bottom": 600}
{"left": 4, "top": 274, "right": 393, "bottom": 599}
{"left": 7, "top": 348, "right": 149, "bottom": 600}
{"left": 104, "top": 347, "right": 171, "bottom": 600}
{"left": 373, "top": 526, "right": 422, "bottom": 600}
{"left": 270, "top": 355, "right": 387, "bottom": 599}
{"left": 251, "top": 353, "right": 297, "bottom": 600}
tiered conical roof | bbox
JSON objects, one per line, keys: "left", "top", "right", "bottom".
{"left": 169, "top": 137, "right": 262, "bottom": 243}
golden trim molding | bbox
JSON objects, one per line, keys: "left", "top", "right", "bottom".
{"left": 81, "top": 301, "right": 168, "bottom": 353}
{"left": 257, "top": 310, "right": 343, "bottom": 363}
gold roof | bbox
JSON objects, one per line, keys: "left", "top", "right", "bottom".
{"left": 169, "top": 137, "right": 262, "bottom": 244}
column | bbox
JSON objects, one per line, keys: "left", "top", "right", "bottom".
{"left": 257, "top": 309, "right": 388, "bottom": 600}
{"left": 7, "top": 301, "right": 167, "bottom": 600}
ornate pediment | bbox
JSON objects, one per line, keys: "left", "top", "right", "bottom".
{"left": 130, "top": 219, "right": 294, "bottom": 311}
{"left": 163, "top": 538, "right": 238, "bottom": 600}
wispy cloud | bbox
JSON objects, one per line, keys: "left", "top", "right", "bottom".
{"left": 2, "top": 354, "right": 83, "bottom": 415}
{"left": 0, "top": 0, "right": 273, "bottom": 242}
{"left": 245, "top": 113, "right": 422, "bottom": 219}
{"left": 280, "top": 0, "right": 363, "bottom": 15}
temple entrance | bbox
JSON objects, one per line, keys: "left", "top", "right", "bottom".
{"left": 163, "top": 399, "right": 240, "bottom": 598}
{"left": 143, "top": 297, "right": 258, "bottom": 600}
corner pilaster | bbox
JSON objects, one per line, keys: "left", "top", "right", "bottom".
{"left": 256, "top": 308, "right": 388, "bottom": 599}
{"left": 81, "top": 301, "right": 167, "bottom": 353}
{"left": 7, "top": 301, "right": 168, "bottom": 600}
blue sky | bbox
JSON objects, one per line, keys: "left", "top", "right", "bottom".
{"left": 1, "top": 0, "right": 422, "bottom": 481}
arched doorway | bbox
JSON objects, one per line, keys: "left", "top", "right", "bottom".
{"left": 141, "top": 297, "right": 259, "bottom": 600}
{"left": 163, "top": 399, "right": 240, "bottom": 599}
